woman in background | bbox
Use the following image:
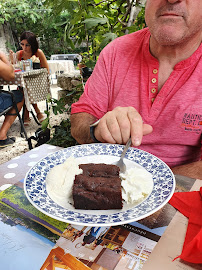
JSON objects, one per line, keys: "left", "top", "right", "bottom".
{"left": 10, "top": 31, "right": 49, "bottom": 125}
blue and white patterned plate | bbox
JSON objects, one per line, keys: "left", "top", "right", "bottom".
{"left": 24, "top": 143, "right": 175, "bottom": 226}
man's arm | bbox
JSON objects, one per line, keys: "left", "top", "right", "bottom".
{"left": 0, "top": 51, "right": 14, "bottom": 81}
{"left": 70, "top": 112, "right": 97, "bottom": 144}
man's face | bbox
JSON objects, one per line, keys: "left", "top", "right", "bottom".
{"left": 145, "top": 0, "right": 202, "bottom": 46}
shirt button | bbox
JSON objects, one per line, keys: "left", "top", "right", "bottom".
{"left": 153, "top": 69, "right": 158, "bottom": 74}
{"left": 152, "top": 78, "right": 157, "bottom": 83}
{"left": 151, "top": 98, "right": 155, "bottom": 103}
{"left": 151, "top": 88, "right": 156, "bottom": 93}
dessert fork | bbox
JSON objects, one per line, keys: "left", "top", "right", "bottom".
{"left": 114, "top": 138, "right": 132, "bottom": 173}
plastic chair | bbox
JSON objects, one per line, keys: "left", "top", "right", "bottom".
{"left": 22, "top": 69, "right": 51, "bottom": 125}
{"left": 0, "top": 89, "right": 33, "bottom": 149}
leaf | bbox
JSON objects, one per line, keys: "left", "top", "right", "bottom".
{"left": 100, "top": 32, "right": 117, "bottom": 48}
{"left": 66, "top": 90, "right": 75, "bottom": 97}
{"left": 41, "top": 117, "right": 49, "bottom": 130}
{"left": 83, "top": 17, "right": 108, "bottom": 29}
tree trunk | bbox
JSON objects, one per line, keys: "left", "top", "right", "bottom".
{"left": 125, "top": 0, "right": 146, "bottom": 34}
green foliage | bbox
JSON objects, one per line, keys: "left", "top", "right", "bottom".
{"left": 42, "top": 95, "right": 67, "bottom": 131}
{"left": 41, "top": 83, "right": 83, "bottom": 148}
{"left": 5, "top": 41, "right": 15, "bottom": 51}
{"left": 83, "top": 17, "right": 109, "bottom": 29}
{"left": 47, "top": 119, "right": 77, "bottom": 148}
{"left": 100, "top": 32, "right": 118, "bottom": 49}
{"left": 44, "top": 0, "right": 146, "bottom": 63}
{"left": 0, "top": 0, "right": 77, "bottom": 58}
{"left": 1, "top": 0, "right": 145, "bottom": 61}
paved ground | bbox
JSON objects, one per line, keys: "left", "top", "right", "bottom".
{"left": 0, "top": 80, "right": 68, "bottom": 165}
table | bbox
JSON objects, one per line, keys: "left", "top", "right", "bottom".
{"left": 0, "top": 144, "right": 201, "bottom": 270}
{"left": 0, "top": 69, "right": 51, "bottom": 111}
{"left": 50, "top": 54, "right": 82, "bottom": 63}
{"left": 172, "top": 160, "right": 202, "bottom": 180}
{"left": 47, "top": 60, "right": 76, "bottom": 75}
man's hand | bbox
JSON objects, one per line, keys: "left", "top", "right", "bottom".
{"left": 94, "top": 106, "right": 153, "bottom": 146}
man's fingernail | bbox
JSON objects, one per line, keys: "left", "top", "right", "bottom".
{"left": 134, "top": 138, "right": 141, "bottom": 146}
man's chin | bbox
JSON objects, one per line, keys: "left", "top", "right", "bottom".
{"left": 153, "top": 27, "right": 186, "bottom": 46}
{"left": 157, "top": 36, "right": 182, "bottom": 46}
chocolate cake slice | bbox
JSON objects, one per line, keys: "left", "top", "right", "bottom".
{"left": 79, "top": 163, "right": 120, "bottom": 177}
{"left": 73, "top": 164, "right": 122, "bottom": 210}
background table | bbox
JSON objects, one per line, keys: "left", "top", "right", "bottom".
{"left": 0, "top": 69, "right": 51, "bottom": 111}
{"left": 47, "top": 60, "right": 76, "bottom": 76}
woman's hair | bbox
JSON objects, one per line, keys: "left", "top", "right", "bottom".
{"left": 20, "top": 31, "right": 39, "bottom": 55}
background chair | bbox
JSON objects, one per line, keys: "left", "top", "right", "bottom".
{"left": 22, "top": 69, "right": 51, "bottom": 125}
{"left": 0, "top": 89, "right": 33, "bottom": 150}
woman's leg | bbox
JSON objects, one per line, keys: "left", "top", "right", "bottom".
{"left": 0, "top": 98, "right": 24, "bottom": 140}
{"left": 24, "top": 106, "right": 30, "bottom": 122}
{"left": 32, "top": 103, "right": 41, "bottom": 114}
{"left": 24, "top": 103, "right": 45, "bottom": 124}
{"left": 32, "top": 103, "right": 45, "bottom": 122}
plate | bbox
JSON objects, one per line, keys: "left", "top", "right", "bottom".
{"left": 24, "top": 143, "right": 175, "bottom": 226}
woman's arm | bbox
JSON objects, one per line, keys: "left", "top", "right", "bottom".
{"left": 36, "top": 49, "right": 49, "bottom": 73}
{"left": 0, "top": 52, "right": 15, "bottom": 81}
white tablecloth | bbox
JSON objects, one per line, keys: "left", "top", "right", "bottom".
{"left": 47, "top": 60, "right": 75, "bottom": 75}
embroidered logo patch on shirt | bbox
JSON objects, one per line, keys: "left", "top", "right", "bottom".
{"left": 181, "top": 113, "right": 202, "bottom": 134}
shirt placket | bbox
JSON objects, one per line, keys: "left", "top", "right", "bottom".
{"left": 147, "top": 66, "right": 166, "bottom": 122}
{"left": 150, "top": 67, "right": 158, "bottom": 104}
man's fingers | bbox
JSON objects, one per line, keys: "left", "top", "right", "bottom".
{"left": 131, "top": 123, "right": 153, "bottom": 146}
{"left": 94, "top": 107, "right": 153, "bottom": 146}
{"left": 129, "top": 109, "right": 144, "bottom": 146}
{"left": 143, "top": 124, "right": 153, "bottom": 136}
{"left": 97, "top": 109, "right": 130, "bottom": 144}
{"left": 94, "top": 115, "right": 118, "bottom": 143}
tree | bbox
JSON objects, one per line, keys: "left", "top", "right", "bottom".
{"left": 0, "top": 0, "right": 146, "bottom": 62}
{"left": 45, "top": 0, "right": 146, "bottom": 66}
{"left": 0, "top": 0, "right": 73, "bottom": 57}
{"left": 0, "top": 0, "right": 42, "bottom": 47}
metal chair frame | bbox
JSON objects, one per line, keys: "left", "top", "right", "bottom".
{"left": 0, "top": 89, "right": 33, "bottom": 149}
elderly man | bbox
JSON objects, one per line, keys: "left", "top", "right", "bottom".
{"left": 0, "top": 51, "right": 24, "bottom": 148}
{"left": 70, "top": 0, "right": 202, "bottom": 170}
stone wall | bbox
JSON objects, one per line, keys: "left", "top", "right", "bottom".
{"left": 0, "top": 24, "right": 16, "bottom": 54}
{"left": 0, "top": 25, "right": 8, "bottom": 54}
